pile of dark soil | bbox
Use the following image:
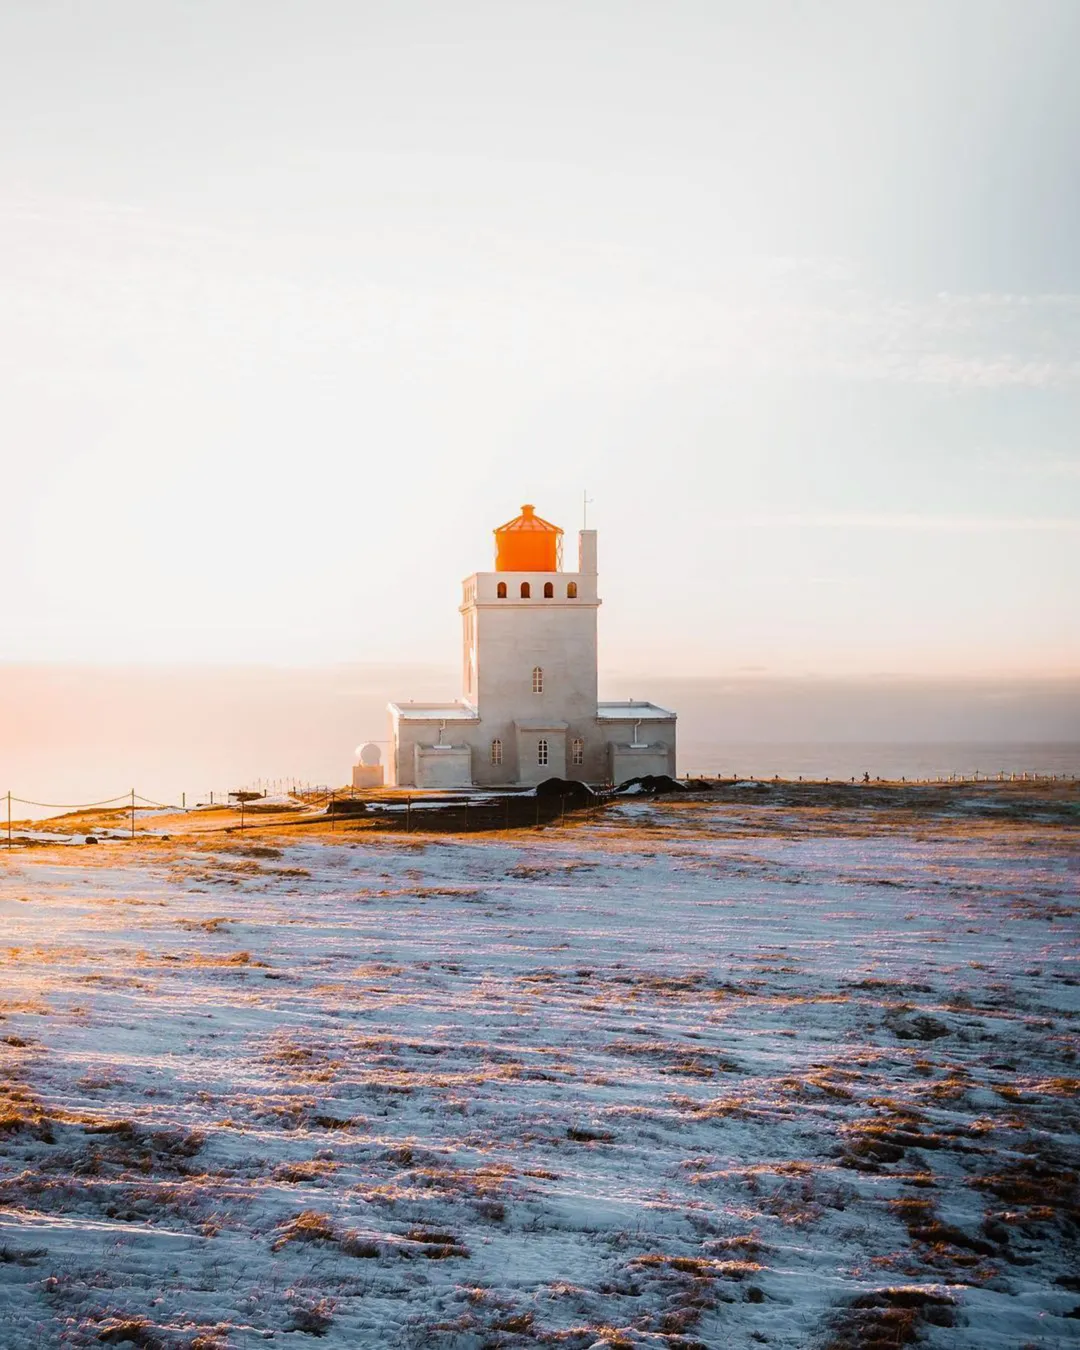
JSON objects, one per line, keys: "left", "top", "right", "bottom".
{"left": 535, "top": 778, "right": 597, "bottom": 805}
{"left": 615, "top": 775, "right": 687, "bottom": 795}
{"left": 327, "top": 799, "right": 369, "bottom": 817}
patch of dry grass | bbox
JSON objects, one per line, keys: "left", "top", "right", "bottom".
{"left": 824, "top": 1286, "right": 956, "bottom": 1350}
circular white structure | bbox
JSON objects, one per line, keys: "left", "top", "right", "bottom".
{"left": 356, "top": 742, "right": 382, "bottom": 767}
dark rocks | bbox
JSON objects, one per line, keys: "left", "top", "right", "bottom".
{"left": 885, "top": 1012, "right": 950, "bottom": 1041}
{"left": 567, "top": 1125, "right": 615, "bottom": 1143}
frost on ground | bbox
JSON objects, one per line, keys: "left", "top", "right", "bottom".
{"left": 0, "top": 789, "right": 1077, "bottom": 1348}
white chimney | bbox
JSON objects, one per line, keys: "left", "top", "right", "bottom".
{"left": 578, "top": 529, "right": 597, "bottom": 575}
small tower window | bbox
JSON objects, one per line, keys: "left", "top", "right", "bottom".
{"left": 571, "top": 737, "right": 584, "bottom": 766}
{"left": 520, "top": 582, "right": 531, "bottom": 598}
{"left": 537, "top": 738, "right": 549, "bottom": 767}
{"left": 543, "top": 581, "right": 554, "bottom": 598}
{"left": 532, "top": 666, "right": 543, "bottom": 694}
{"left": 490, "top": 738, "right": 502, "bottom": 765}
{"left": 567, "top": 581, "right": 577, "bottom": 598}
{"left": 497, "top": 581, "right": 507, "bottom": 598}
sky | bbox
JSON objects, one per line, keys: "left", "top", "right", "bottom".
{"left": 2, "top": 0, "right": 1079, "bottom": 680}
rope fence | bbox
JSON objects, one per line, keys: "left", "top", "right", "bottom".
{"left": 9, "top": 794, "right": 133, "bottom": 810}
{"left": 683, "top": 771, "right": 1077, "bottom": 785}
{"left": 3, "top": 769, "right": 1074, "bottom": 849}
{"left": 1, "top": 783, "right": 604, "bottom": 846}
{"left": 1, "top": 786, "right": 322, "bottom": 848}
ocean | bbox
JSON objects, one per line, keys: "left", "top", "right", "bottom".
{"left": 676, "top": 741, "right": 1080, "bottom": 783}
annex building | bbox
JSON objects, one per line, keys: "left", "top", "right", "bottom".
{"left": 385, "top": 504, "right": 676, "bottom": 789}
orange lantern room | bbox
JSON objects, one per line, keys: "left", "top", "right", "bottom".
{"left": 494, "top": 504, "right": 563, "bottom": 572}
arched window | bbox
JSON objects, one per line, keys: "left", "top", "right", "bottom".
{"left": 532, "top": 666, "right": 543, "bottom": 694}
{"left": 520, "top": 582, "right": 531, "bottom": 598}
{"left": 490, "top": 738, "right": 502, "bottom": 766}
{"left": 543, "top": 581, "right": 554, "bottom": 598}
{"left": 496, "top": 581, "right": 507, "bottom": 599}
{"left": 571, "top": 737, "right": 584, "bottom": 766}
{"left": 567, "top": 581, "right": 577, "bottom": 599}
{"left": 537, "top": 738, "right": 549, "bottom": 767}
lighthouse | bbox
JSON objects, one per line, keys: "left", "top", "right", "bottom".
{"left": 385, "top": 505, "right": 676, "bottom": 788}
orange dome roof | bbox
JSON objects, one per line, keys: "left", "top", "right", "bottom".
{"left": 494, "top": 504, "right": 563, "bottom": 572}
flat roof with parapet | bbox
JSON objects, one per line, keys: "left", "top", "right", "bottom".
{"left": 389, "top": 701, "right": 480, "bottom": 721}
{"left": 596, "top": 701, "right": 676, "bottom": 720}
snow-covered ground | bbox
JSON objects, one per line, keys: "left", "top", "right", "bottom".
{"left": 1, "top": 794, "right": 1077, "bottom": 1348}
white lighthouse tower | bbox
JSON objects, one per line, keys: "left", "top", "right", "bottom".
{"left": 386, "top": 504, "right": 676, "bottom": 788}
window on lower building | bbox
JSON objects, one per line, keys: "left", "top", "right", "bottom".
{"left": 571, "top": 737, "right": 584, "bottom": 765}
{"left": 532, "top": 666, "right": 543, "bottom": 693}
{"left": 567, "top": 581, "right": 578, "bottom": 598}
{"left": 520, "top": 582, "right": 531, "bottom": 598}
{"left": 543, "top": 581, "right": 554, "bottom": 598}
{"left": 490, "top": 738, "right": 502, "bottom": 765}
{"left": 496, "top": 582, "right": 507, "bottom": 598}
{"left": 537, "top": 738, "right": 549, "bottom": 766}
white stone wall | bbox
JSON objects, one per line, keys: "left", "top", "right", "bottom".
{"left": 387, "top": 525, "right": 677, "bottom": 788}
{"left": 601, "top": 717, "right": 677, "bottom": 784}
{"left": 466, "top": 569, "right": 598, "bottom": 605}
{"left": 610, "top": 743, "right": 676, "bottom": 784}
{"left": 388, "top": 709, "right": 480, "bottom": 787}
{"left": 391, "top": 716, "right": 675, "bottom": 789}
{"left": 415, "top": 745, "right": 473, "bottom": 788}
{"left": 514, "top": 726, "right": 568, "bottom": 785}
{"left": 463, "top": 589, "right": 602, "bottom": 785}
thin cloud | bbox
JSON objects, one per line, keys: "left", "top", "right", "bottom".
{"left": 714, "top": 513, "right": 1080, "bottom": 533}
{"left": 5, "top": 194, "right": 1080, "bottom": 391}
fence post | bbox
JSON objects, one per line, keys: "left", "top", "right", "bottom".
{"left": 406, "top": 796, "right": 411, "bottom": 834}
{"left": 130, "top": 788, "right": 135, "bottom": 840}
{"left": 6, "top": 790, "right": 10, "bottom": 850}
{"left": 240, "top": 796, "right": 245, "bottom": 831}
